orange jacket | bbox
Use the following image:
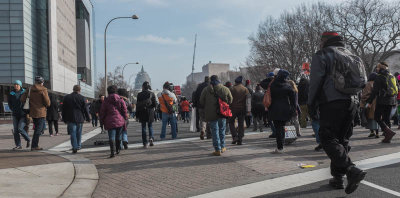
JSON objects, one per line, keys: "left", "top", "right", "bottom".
{"left": 157, "top": 90, "right": 177, "bottom": 114}
{"left": 180, "top": 100, "right": 190, "bottom": 112}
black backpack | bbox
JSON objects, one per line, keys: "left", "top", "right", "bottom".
{"left": 328, "top": 46, "right": 367, "bottom": 95}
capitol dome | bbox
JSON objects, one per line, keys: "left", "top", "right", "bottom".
{"left": 134, "top": 66, "right": 151, "bottom": 90}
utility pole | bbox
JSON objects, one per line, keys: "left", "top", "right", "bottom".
{"left": 191, "top": 34, "right": 197, "bottom": 82}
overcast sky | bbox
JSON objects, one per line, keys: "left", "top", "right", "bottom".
{"left": 93, "top": 0, "right": 347, "bottom": 90}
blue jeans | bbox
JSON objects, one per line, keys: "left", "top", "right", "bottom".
{"left": 142, "top": 122, "right": 154, "bottom": 145}
{"left": 209, "top": 118, "right": 226, "bottom": 151}
{"left": 68, "top": 123, "right": 83, "bottom": 150}
{"left": 119, "top": 129, "right": 128, "bottom": 149}
{"left": 91, "top": 113, "right": 98, "bottom": 126}
{"left": 160, "top": 112, "right": 177, "bottom": 139}
{"left": 32, "top": 118, "right": 45, "bottom": 148}
{"left": 12, "top": 116, "right": 30, "bottom": 147}
{"left": 108, "top": 127, "right": 122, "bottom": 141}
{"left": 312, "top": 120, "right": 320, "bottom": 144}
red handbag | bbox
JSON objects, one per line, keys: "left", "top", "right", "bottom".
{"left": 217, "top": 98, "right": 232, "bottom": 118}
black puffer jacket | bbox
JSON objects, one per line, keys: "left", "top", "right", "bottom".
{"left": 193, "top": 81, "right": 209, "bottom": 108}
{"left": 62, "top": 92, "right": 90, "bottom": 123}
{"left": 268, "top": 79, "right": 296, "bottom": 121}
{"left": 136, "top": 90, "right": 157, "bottom": 123}
{"left": 367, "top": 69, "right": 397, "bottom": 106}
{"left": 298, "top": 78, "right": 309, "bottom": 105}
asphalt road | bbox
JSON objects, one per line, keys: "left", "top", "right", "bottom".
{"left": 258, "top": 163, "right": 400, "bottom": 198}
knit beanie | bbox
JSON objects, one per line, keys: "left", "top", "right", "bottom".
{"left": 14, "top": 80, "right": 22, "bottom": 87}
{"left": 210, "top": 75, "right": 220, "bottom": 86}
{"left": 235, "top": 76, "right": 243, "bottom": 84}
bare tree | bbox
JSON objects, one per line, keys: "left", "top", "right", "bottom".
{"left": 326, "top": 0, "right": 400, "bottom": 72}
{"left": 247, "top": 0, "right": 400, "bottom": 80}
{"left": 96, "top": 66, "right": 133, "bottom": 96}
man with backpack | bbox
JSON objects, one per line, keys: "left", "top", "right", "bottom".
{"left": 158, "top": 82, "right": 178, "bottom": 140}
{"left": 137, "top": 82, "right": 157, "bottom": 148}
{"left": 308, "top": 31, "right": 367, "bottom": 194}
{"left": 366, "top": 62, "right": 397, "bottom": 143}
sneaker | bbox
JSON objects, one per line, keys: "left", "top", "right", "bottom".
{"left": 368, "top": 132, "right": 375, "bottom": 138}
{"left": 329, "top": 177, "right": 345, "bottom": 189}
{"left": 221, "top": 147, "right": 227, "bottom": 153}
{"left": 55, "top": 133, "right": 59, "bottom": 136}
{"left": 13, "top": 146, "right": 22, "bottom": 150}
{"left": 26, "top": 141, "right": 30, "bottom": 148}
{"left": 345, "top": 167, "right": 366, "bottom": 194}
{"left": 212, "top": 150, "right": 221, "bottom": 156}
{"left": 231, "top": 140, "right": 237, "bottom": 145}
{"left": 271, "top": 148, "right": 283, "bottom": 154}
{"left": 149, "top": 139, "right": 154, "bottom": 146}
{"left": 50, "top": 134, "right": 53, "bottom": 137}
{"left": 314, "top": 144, "right": 323, "bottom": 151}
{"left": 72, "top": 149, "right": 77, "bottom": 154}
{"left": 375, "top": 134, "right": 379, "bottom": 138}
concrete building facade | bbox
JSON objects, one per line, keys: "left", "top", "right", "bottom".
{"left": 186, "top": 62, "right": 230, "bottom": 85}
{"left": 0, "top": 0, "right": 96, "bottom": 108}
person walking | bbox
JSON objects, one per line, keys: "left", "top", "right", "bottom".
{"left": 158, "top": 82, "right": 178, "bottom": 140}
{"left": 89, "top": 99, "right": 98, "bottom": 127}
{"left": 288, "top": 80, "right": 301, "bottom": 136}
{"left": 95, "top": 95, "right": 105, "bottom": 133}
{"left": 194, "top": 77, "right": 211, "bottom": 139}
{"left": 360, "top": 73, "right": 380, "bottom": 138}
{"left": 21, "top": 76, "right": 50, "bottom": 151}
{"left": 308, "top": 31, "right": 367, "bottom": 194}
{"left": 9, "top": 80, "right": 30, "bottom": 150}
{"left": 200, "top": 75, "right": 233, "bottom": 156}
{"left": 229, "top": 76, "right": 251, "bottom": 145}
{"left": 46, "top": 93, "right": 59, "bottom": 136}
{"left": 180, "top": 97, "right": 190, "bottom": 123}
{"left": 136, "top": 82, "right": 157, "bottom": 148}
{"left": 251, "top": 84, "right": 265, "bottom": 132}
{"left": 117, "top": 88, "right": 132, "bottom": 149}
{"left": 100, "top": 85, "right": 128, "bottom": 158}
{"left": 268, "top": 70, "right": 296, "bottom": 154}
{"left": 62, "top": 85, "right": 90, "bottom": 153}
{"left": 260, "top": 72, "right": 277, "bottom": 138}
{"left": 245, "top": 80, "right": 254, "bottom": 128}
{"left": 298, "top": 78, "right": 309, "bottom": 128}
{"left": 366, "top": 62, "right": 397, "bottom": 143}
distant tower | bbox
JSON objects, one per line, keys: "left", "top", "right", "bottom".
{"left": 134, "top": 65, "right": 151, "bottom": 90}
{"left": 191, "top": 34, "right": 197, "bottom": 82}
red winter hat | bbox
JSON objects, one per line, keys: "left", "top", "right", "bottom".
{"left": 246, "top": 80, "right": 251, "bottom": 85}
{"left": 321, "top": 31, "right": 340, "bottom": 40}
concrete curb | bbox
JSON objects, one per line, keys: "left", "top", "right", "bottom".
{"left": 43, "top": 150, "right": 99, "bottom": 198}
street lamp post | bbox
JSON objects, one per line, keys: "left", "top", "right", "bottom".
{"left": 104, "top": 15, "right": 139, "bottom": 96}
{"left": 121, "top": 62, "right": 140, "bottom": 80}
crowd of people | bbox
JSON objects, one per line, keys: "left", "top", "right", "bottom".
{"left": 8, "top": 31, "right": 399, "bottom": 194}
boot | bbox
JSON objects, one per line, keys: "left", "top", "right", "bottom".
{"left": 109, "top": 141, "right": 115, "bottom": 158}
{"left": 368, "top": 130, "right": 375, "bottom": 138}
{"left": 115, "top": 140, "right": 121, "bottom": 154}
{"left": 382, "top": 127, "right": 396, "bottom": 143}
{"left": 375, "top": 130, "right": 379, "bottom": 138}
{"left": 329, "top": 176, "right": 344, "bottom": 189}
{"left": 345, "top": 166, "right": 366, "bottom": 194}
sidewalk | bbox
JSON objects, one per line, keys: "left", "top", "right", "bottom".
{"left": 79, "top": 121, "right": 400, "bottom": 198}
{"left": 0, "top": 123, "right": 99, "bottom": 198}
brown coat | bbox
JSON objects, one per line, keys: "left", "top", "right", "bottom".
{"left": 229, "top": 84, "right": 250, "bottom": 113}
{"left": 21, "top": 84, "right": 50, "bottom": 118}
{"left": 360, "top": 81, "right": 377, "bottom": 119}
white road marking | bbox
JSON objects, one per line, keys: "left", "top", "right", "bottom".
{"left": 65, "top": 130, "right": 269, "bottom": 153}
{"left": 361, "top": 181, "right": 400, "bottom": 197}
{"left": 49, "top": 128, "right": 102, "bottom": 152}
{"left": 191, "top": 151, "right": 400, "bottom": 198}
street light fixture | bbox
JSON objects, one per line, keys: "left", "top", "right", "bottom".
{"left": 104, "top": 15, "right": 139, "bottom": 96}
{"left": 122, "top": 62, "right": 140, "bottom": 79}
